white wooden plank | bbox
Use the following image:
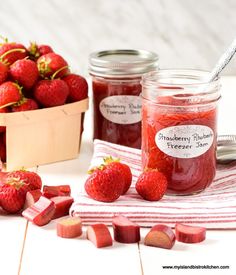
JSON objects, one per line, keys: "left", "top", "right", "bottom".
{"left": 20, "top": 220, "right": 142, "bottom": 275}
{"left": 0, "top": 213, "right": 27, "bottom": 275}
{"left": 139, "top": 228, "right": 236, "bottom": 275}
{"left": 1, "top": 166, "right": 38, "bottom": 275}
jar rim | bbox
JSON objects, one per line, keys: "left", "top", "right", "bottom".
{"left": 141, "top": 69, "right": 220, "bottom": 87}
{"left": 141, "top": 69, "right": 221, "bottom": 106}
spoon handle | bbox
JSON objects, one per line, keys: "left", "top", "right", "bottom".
{"left": 208, "top": 38, "right": 236, "bottom": 82}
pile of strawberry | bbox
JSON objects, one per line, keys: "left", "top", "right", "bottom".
{"left": 0, "top": 37, "right": 88, "bottom": 162}
{"left": 85, "top": 156, "right": 168, "bottom": 202}
{"left": 0, "top": 169, "right": 74, "bottom": 225}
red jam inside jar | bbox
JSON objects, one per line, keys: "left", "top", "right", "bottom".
{"left": 141, "top": 70, "right": 221, "bottom": 195}
{"left": 89, "top": 50, "right": 158, "bottom": 149}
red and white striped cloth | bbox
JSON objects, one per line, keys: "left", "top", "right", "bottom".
{"left": 70, "top": 139, "right": 236, "bottom": 229}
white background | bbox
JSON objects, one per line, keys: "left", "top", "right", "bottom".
{"left": 0, "top": 0, "right": 236, "bottom": 75}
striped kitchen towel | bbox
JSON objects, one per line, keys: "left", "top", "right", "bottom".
{"left": 70, "top": 139, "right": 236, "bottom": 229}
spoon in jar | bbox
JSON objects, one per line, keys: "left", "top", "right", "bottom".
{"left": 205, "top": 37, "right": 236, "bottom": 83}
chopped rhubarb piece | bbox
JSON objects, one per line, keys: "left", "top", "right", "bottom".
{"left": 57, "top": 217, "right": 82, "bottom": 238}
{"left": 175, "top": 223, "right": 206, "bottom": 243}
{"left": 50, "top": 196, "right": 74, "bottom": 219}
{"left": 22, "top": 196, "right": 55, "bottom": 226}
{"left": 24, "top": 189, "right": 42, "bottom": 209}
{"left": 42, "top": 185, "right": 71, "bottom": 198}
{"left": 87, "top": 224, "right": 113, "bottom": 248}
{"left": 112, "top": 215, "right": 140, "bottom": 243}
{"left": 144, "top": 224, "right": 176, "bottom": 249}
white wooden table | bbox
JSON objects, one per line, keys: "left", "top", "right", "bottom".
{"left": 1, "top": 77, "right": 236, "bottom": 275}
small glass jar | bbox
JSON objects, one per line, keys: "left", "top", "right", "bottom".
{"left": 141, "top": 69, "right": 221, "bottom": 195}
{"left": 89, "top": 49, "right": 158, "bottom": 149}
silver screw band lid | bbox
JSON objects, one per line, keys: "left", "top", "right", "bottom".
{"left": 89, "top": 49, "right": 159, "bottom": 78}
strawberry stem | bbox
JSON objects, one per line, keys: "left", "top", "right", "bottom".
{"left": 0, "top": 48, "right": 26, "bottom": 62}
{"left": 88, "top": 164, "right": 106, "bottom": 174}
{"left": 6, "top": 177, "right": 26, "bottom": 190}
{"left": 0, "top": 35, "right": 8, "bottom": 44}
{"left": 0, "top": 101, "right": 18, "bottom": 108}
{"left": 51, "top": 65, "right": 69, "bottom": 80}
{"left": 103, "top": 156, "right": 120, "bottom": 164}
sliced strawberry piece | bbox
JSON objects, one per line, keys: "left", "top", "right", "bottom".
{"left": 112, "top": 215, "right": 140, "bottom": 243}
{"left": 42, "top": 185, "right": 71, "bottom": 198}
{"left": 87, "top": 224, "right": 113, "bottom": 248}
{"left": 22, "top": 196, "right": 55, "bottom": 226}
{"left": 24, "top": 189, "right": 42, "bottom": 209}
{"left": 50, "top": 196, "right": 74, "bottom": 219}
{"left": 144, "top": 224, "right": 176, "bottom": 249}
{"left": 57, "top": 217, "right": 82, "bottom": 238}
{"left": 175, "top": 223, "right": 206, "bottom": 243}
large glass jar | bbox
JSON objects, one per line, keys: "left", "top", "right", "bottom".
{"left": 89, "top": 50, "right": 158, "bottom": 149}
{"left": 141, "top": 70, "right": 221, "bottom": 195}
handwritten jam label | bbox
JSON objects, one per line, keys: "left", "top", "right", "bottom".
{"left": 155, "top": 125, "right": 214, "bottom": 158}
{"left": 99, "top": 95, "right": 142, "bottom": 124}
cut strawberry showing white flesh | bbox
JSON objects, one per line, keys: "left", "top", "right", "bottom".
{"left": 42, "top": 185, "right": 71, "bottom": 198}
{"left": 144, "top": 224, "right": 176, "bottom": 249}
{"left": 50, "top": 196, "right": 74, "bottom": 219}
{"left": 57, "top": 217, "right": 82, "bottom": 238}
{"left": 24, "top": 189, "right": 42, "bottom": 209}
{"left": 22, "top": 196, "right": 55, "bottom": 226}
{"left": 175, "top": 223, "right": 206, "bottom": 243}
{"left": 112, "top": 215, "right": 140, "bottom": 243}
{"left": 87, "top": 224, "right": 113, "bottom": 248}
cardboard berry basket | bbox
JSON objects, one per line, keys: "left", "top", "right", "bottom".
{"left": 0, "top": 98, "right": 89, "bottom": 171}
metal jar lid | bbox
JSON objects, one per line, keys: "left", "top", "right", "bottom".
{"left": 89, "top": 49, "right": 159, "bottom": 78}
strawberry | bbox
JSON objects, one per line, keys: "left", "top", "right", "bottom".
{"left": 6, "top": 170, "right": 42, "bottom": 191}
{"left": 0, "top": 42, "right": 27, "bottom": 65}
{"left": 37, "top": 53, "right": 69, "bottom": 78}
{"left": 135, "top": 170, "right": 167, "bottom": 201}
{"left": 38, "top": 45, "right": 53, "bottom": 56}
{"left": 103, "top": 156, "right": 132, "bottom": 195}
{"left": 12, "top": 98, "right": 38, "bottom": 112}
{"left": 0, "top": 107, "right": 9, "bottom": 133}
{"left": 85, "top": 166, "right": 125, "bottom": 202}
{"left": 0, "top": 81, "right": 22, "bottom": 107}
{"left": 0, "top": 134, "right": 6, "bottom": 162}
{"left": 28, "top": 42, "right": 53, "bottom": 59}
{"left": 0, "top": 171, "right": 7, "bottom": 184}
{"left": 34, "top": 79, "right": 69, "bottom": 107}
{"left": 0, "top": 178, "right": 30, "bottom": 213}
{"left": 10, "top": 59, "right": 39, "bottom": 90}
{"left": 0, "top": 62, "right": 8, "bottom": 84}
{"left": 62, "top": 74, "right": 88, "bottom": 102}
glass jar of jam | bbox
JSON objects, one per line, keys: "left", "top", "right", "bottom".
{"left": 141, "top": 70, "right": 221, "bottom": 195}
{"left": 89, "top": 49, "right": 158, "bottom": 149}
